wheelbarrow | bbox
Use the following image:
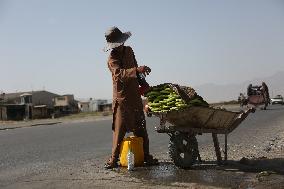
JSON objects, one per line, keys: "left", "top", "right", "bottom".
{"left": 149, "top": 106, "right": 255, "bottom": 168}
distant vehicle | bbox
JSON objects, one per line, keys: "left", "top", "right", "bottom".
{"left": 239, "top": 82, "right": 270, "bottom": 110}
{"left": 270, "top": 95, "right": 284, "bottom": 105}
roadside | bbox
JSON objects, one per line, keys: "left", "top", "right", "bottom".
{"left": 0, "top": 112, "right": 112, "bottom": 131}
{"left": 0, "top": 104, "right": 240, "bottom": 131}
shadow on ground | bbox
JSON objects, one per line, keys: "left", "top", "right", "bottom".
{"left": 115, "top": 158, "right": 284, "bottom": 188}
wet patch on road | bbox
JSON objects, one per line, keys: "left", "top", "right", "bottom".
{"left": 111, "top": 160, "right": 284, "bottom": 188}
{"left": 114, "top": 162, "right": 254, "bottom": 188}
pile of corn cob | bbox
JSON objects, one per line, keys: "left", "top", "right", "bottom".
{"left": 145, "top": 84, "right": 208, "bottom": 113}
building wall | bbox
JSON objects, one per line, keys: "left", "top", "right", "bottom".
{"left": 32, "top": 107, "right": 48, "bottom": 119}
{"left": 99, "top": 103, "right": 112, "bottom": 112}
{"left": 89, "top": 99, "right": 108, "bottom": 112}
{"left": 54, "top": 95, "right": 75, "bottom": 107}
{"left": 6, "top": 105, "right": 26, "bottom": 120}
{"left": 0, "top": 107, "right": 7, "bottom": 120}
{"left": 80, "top": 102, "right": 90, "bottom": 112}
{"left": 54, "top": 96, "right": 69, "bottom": 106}
{"left": 5, "top": 95, "right": 21, "bottom": 104}
{"left": 65, "top": 95, "right": 74, "bottom": 102}
{"left": 32, "top": 91, "right": 59, "bottom": 108}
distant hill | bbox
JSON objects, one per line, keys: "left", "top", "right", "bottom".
{"left": 194, "top": 71, "right": 284, "bottom": 103}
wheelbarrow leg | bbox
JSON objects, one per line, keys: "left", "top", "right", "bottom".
{"left": 195, "top": 140, "right": 202, "bottom": 163}
{"left": 197, "top": 150, "right": 202, "bottom": 163}
{"left": 212, "top": 133, "right": 222, "bottom": 165}
{"left": 224, "top": 134, "right": 228, "bottom": 161}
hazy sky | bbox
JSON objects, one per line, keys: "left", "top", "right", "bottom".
{"left": 0, "top": 0, "right": 284, "bottom": 99}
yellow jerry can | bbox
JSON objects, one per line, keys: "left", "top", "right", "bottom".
{"left": 120, "top": 136, "right": 144, "bottom": 167}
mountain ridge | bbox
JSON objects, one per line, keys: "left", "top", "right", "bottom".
{"left": 194, "top": 71, "right": 284, "bottom": 103}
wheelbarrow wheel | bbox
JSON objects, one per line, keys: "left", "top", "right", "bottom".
{"left": 168, "top": 132, "right": 198, "bottom": 168}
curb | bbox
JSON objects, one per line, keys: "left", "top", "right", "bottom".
{"left": 0, "top": 121, "right": 62, "bottom": 131}
{"left": 0, "top": 115, "right": 113, "bottom": 131}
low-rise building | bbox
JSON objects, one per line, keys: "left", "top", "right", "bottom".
{"left": 78, "top": 101, "right": 90, "bottom": 112}
{"left": 78, "top": 98, "right": 111, "bottom": 112}
{"left": 0, "top": 90, "right": 59, "bottom": 120}
{"left": 0, "top": 91, "right": 82, "bottom": 120}
{"left": 89, "top": 99, "right": 108, "bottom": 112}
{"left": 53, "top": 95, "right": 79, "bottom": 116}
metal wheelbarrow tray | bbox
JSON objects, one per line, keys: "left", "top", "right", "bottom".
{"left": 151, "top": 106, "right": 254, "bottom": 168}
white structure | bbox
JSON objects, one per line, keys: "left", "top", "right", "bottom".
{"left": 78, "top": 98, "right": 109, "bottom": 112}
{"left": 89, "top": 99, "right": 108, "bottom": 112}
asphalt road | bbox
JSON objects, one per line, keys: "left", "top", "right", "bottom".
{"left": 0, "top": 105, "right": 284, "bottom": 188}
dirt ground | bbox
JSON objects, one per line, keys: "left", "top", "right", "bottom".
{"left": 1, "top": 104, "right": 283, "bottom": 189}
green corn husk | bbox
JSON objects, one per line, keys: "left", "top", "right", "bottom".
{"left": 167, "top": 101, "right": 176, "bottom": 106}
{"left": 160, "top": 90, "right": 170, "bottom": 94}
{"left": 145, "top": 83, "right": 208, "bottom": 113}
{"left": 170, "top": 107, "right": 179, "bottom": 110}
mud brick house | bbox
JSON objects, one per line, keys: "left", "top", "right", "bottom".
{"left": 53, "top": 94, "right": 79, "bottom": 116}
{"left": 0, "top": 91, "right": 59, "bottom": 120}
{"left": 78, "top": 99, "right": 111, "bottom": 112}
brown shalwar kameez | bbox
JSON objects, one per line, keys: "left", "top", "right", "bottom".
{"left": 107, "top": 46, "right": 150, "bottom": 164}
